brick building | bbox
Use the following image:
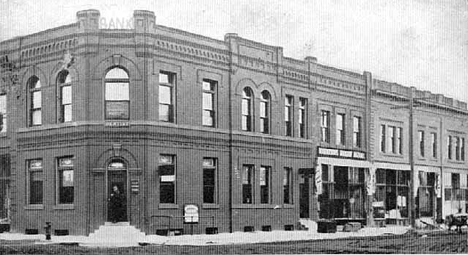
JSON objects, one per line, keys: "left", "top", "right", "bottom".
{"left": 0, "top": 10, "right": 466, "bottom": 236}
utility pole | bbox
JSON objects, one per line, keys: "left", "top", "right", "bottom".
{"left": 409, "top": 87, "right": 415, "bottom": 228}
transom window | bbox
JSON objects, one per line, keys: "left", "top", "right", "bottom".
{"left": 105, "top": 67, "right": 129, "bottom": 120}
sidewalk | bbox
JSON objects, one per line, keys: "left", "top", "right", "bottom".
{"left": 0, "top": 226, "right": 410, "bottom": 247}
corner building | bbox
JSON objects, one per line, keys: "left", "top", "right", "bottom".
{"left": 0, "top": 10, "right": 466, "bottom": 236}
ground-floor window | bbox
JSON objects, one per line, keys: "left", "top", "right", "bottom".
{"left": 0, "top": 155, "right": 10, "bottom": 220}
{"left": 159, "top": 155, "right": 176, "bottom": 204}
{"left": 416, "top": 171, "right": 435, "bottom": 217}
{"left": 28, "top": 159, "right": 43, "bottom": 205}
{"left": 203, "top": 158, "right": 217, "bottom": 204}
{"left": 375, "top": 169, "right": 410, "bottom": 220}
{"left": 318, "top": 165, "right": 366, "bottom": 220}
{"left": 57, "top": 157, "right": 74, "bottom": 204}
{"left": 444, "top": 172, "right": 467, "bottom": 214}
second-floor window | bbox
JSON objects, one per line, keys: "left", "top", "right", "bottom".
{"left": 462, "top": 138, "right": 465, "bottom": 161}
{"left": 28, "top": 76, "right": 42, "bottom": 126}
{"left": 159, "top": 72, "right": 175, "bottom": 122}
{"left": 321, "top": 110, "right": 330, "bottom": 143}
{"left": 397, "top": 127, "right": 403, "bottom": 154}
{"left": 448, "top": 136, "right": 453, "bottom": 160}
{"left": 57, "top": 70, "right": 72, "bottom": 122}
{"left": 241, "top": 88, "right": 253, "bottom": 131}
{"left": 431, "top": 132, "right": 437, "bottom": 158}
{"left": 418, "top": 130, "right": 425, "bottom": 157}
{"left": 380, "top": 125, "right": 386, "bottom": 152}
{"left": 455, "top": 137, "right": 461, "bottom": 161}
{"left": 336, "top": 113, "right": 345, "bottom": 145}
{"left": 388, "top": 126, "right": 395, "bottom": 153}
{"left": 105, "top": 67, "right": 129, "bottom": 120}
{"left": 0, "top": 94, "right": 6, "bottom": 132}
{"left": 353, "top": 116, "right": 362, "bottom": 148}
{"left": 284, "top": 95, "right": 293, "bottom": 136}
{"left": 299, "top": 98, "right": 307, "bottom": 138}
{"left": 202, "top": 80, "right": 216, "bottom": 127}
{"left": 259, "top": 91, "right": 270, "bottom": 134}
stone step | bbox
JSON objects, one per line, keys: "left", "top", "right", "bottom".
{"left": 83, "top": 223, "right": 146, "bottom": 247}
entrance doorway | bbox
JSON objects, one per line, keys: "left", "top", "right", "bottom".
{"left": 107, "top": 160, "right": 128, "bottom": 222}
{"left": 299, "top": 174, "right": 309, "bottom": 218}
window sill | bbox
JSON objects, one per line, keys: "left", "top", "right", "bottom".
{"left": 53, "top": 204, "right": 74, "bottom": 210}
{"left": 447, "top": 160, "right": 466, "bottom": 164}
{"left": 202, "top": 204, "right": 220, "bottom": 209}
{"left": 283, "top": 204, "right": 295, "bottom": 209}
{"left": 158, "top": 204, "right": 179, "bottom": 209}
{"left": 379, "top": 153, "right": 404, "bottom": 158}
{"left": 24, "top": 205, "right": 44, "bottom": 210}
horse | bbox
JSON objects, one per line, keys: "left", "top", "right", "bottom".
{"left": 445, "top": 214, "right": 468, "bottom": 233}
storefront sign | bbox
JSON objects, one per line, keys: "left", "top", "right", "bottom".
{"left": 318, "top": 147, "right": 366, "bottom": 160}
{"left": 105, "top": 121, "right": 130, "bottom": 127}
{"left": 184, "top": 204, "right": 199, "bottom": 223}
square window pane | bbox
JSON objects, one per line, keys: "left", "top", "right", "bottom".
{"left": 203, "top": 110, "right": 214, "bottom": 126}
{"left": 159, "top": 73, "right": 169, "bottom": 84}
{"left": 106, "top": 101, "right": 129, "bottom": 119}
{"left": 242, "top": 99, "right": 250, "bottom": 115}
{"left": 0, "top": 95, "right": 6, "bottom": 114}
{"left": 32, "top": 110, "right": 42, "bottom": 125}
{"left": 63, "top": 105, "right": 72, "bottom": 122}
{"left": 106, "top": 83, "right": 129, "bottom": 100}
{"left": 202, "top": 81, "right": 214, "bottom": 91}
{"left": 202, "top": 93, "right": 213, "bottom": 110}
{"left": 260, "top": 102, "right": 266, "bottom": 118}
{"left": 61, "top": 86, "right": 72, "bottom": 105}
{"left": 159, "top": 104, "right": 173, "bottom": 122}
{"left": 32, "top": 92, "right": 41, "bottom": 108}
{"left": 61, "top": 170, "right": 74, "bottom": 187}
{"left": 159, "top": 85, "right": 172, "bottom": 104}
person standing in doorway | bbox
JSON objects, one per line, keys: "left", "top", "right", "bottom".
{"left": 109, "top": 185, "right": 124, "bottom": 223}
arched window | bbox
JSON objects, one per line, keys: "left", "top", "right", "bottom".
{"left": 259, "top": 91, "right": 270, "bottom": 134}
{"left": 57, "top": 70, "right": 72, "bottom": 123}
{"left": 105, "top": 67, "right": 129, "bottom": 120}
{"left": 28, "top": 76, "right": 42, "bottom": 126}
{"left": 241, "top": 88, "right": 253, "bottom": 131}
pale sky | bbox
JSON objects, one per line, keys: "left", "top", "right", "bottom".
{"left": 1, "top": 0, "right": 467, "bottom": 103}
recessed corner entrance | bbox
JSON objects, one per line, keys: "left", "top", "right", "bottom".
{"left": 107, "top": 160, "right": 128, "bottom": 222}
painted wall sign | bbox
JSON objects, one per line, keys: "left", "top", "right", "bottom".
{"left": 184, "top": 204, "right": 199, "bottom": 223}
{"left": 318, "top": 147, "right": 366, "bottom": 160}
{"left": 105, "top": 121, "right": 130, "bottom": 127}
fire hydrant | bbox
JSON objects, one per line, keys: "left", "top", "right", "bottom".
{"left": 44, "top": 222, "right": 51, "bottom": 240}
